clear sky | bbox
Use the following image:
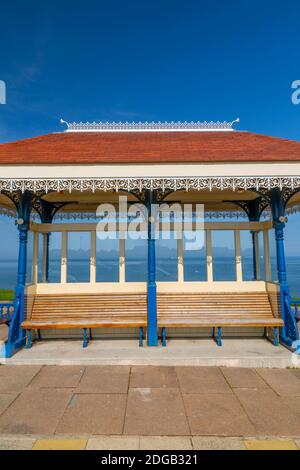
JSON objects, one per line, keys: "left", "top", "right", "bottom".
{"left": 1, "top": 0, "right": 300, "bottom": 281}
{"left": 0, "top": 0, "right": 300, "bottom": 142}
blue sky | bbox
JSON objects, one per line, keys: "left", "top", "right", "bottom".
{"left": 0, "top": 0, "right": 300, "bottom": 141}
{"left": 1, "top": 0, "right": 300, "bottom": 283}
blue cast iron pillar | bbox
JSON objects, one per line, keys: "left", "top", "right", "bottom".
{"left": 146, "top": 189, "right": 158, "bottom": 346}
{"left": 1, "top": 191, "right": 34, "bottom": 358}
{"left": 270, "top": 188, "right": 299, "bottom": 348}
{"left": 247, "top": 199, "right": 262, "bottom": 281}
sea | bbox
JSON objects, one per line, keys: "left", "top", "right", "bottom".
{"left": 1, "top": 256, "right": 300, "bottom": 297}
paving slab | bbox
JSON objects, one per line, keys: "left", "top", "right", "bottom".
{"left": 0, "top": 436, "right": 35, "bottom": 450}
{"left": 235, "top": 388, "right": 300, "bottom": 435}
{"left": 220, "top": 367, "right": 268, "bottom": 389}
{"left": 140, "top": 436, "right": 192, "bottom": 450}
{"left": 280, "top": 396, "right": 300, "bottom": 415}
{"left": 130, "top": 366, "right": 178, "bottom": 389}
{"left": 291, "top": 369, "right": 300, "bottom": 380}
{"left": 0, "top": 394, "right": 18, "bottom": 416}
{"left": 56, "top": 393, "right": 126, "bottom": 435}
{"left": 256, "top": 369, "right": 300, "bottom": 396}
{"left": 244, "top": 439, "right": 298, "bottom": 450}
{"left": 0, "top": 365, "right": 41, "bottom": 393}
{"left": 294, "top": 439, "right": 300, "bottom": 449}
{"left": 124, "top": 388, "right": 189, "bottom": 436}
{"left": 183, "top": 393, "right": 255, "bottom": 436}
{"left": 0, "top": 389, "right": 71, "bottom": 435}
{"left": 76, "top": 366, "right": 130, "bottom": 393}
{"left": 87, "top": 436, "right": 140, "bottom": 450}
{"left": 176, "top": 367, "right": 232, "bottom": 394}
{"left": 32, "top": 438, "right": 87, "bottom": 450}
{"left": 192, "top": 436, "right": 246, "bottom": 450}
{"left": 30, "top": 366, "right": 85, "bottom": 389}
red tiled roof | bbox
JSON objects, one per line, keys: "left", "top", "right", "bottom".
{"left": 0, "top": 131, "right": 300, "bottom": 164}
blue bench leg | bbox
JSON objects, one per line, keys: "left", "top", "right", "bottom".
{"left": 212, "top": 327, "right": 215, "bottom": 338}
{"left": 83, "top": 328, "right": 88, "bottom": 348}
{"left": 161, "top": 327, "right": 167, "bottom": 347}
{"left": 89, "top": 328, "right": 93, "bottom": 341}
{"left": 217, "top": 327, "right": 222, "bottom": 347}
{"left": 37, "top": 329, "right": 42, "bottom": 340}
{"left": 273, "top": 327, "right": 279, "bottom": 346}
{"left": 26, "top": 330, "right": 32, "bottom": 349}
{"left": 139, "top": 327, "right": 143, "bottom": 347}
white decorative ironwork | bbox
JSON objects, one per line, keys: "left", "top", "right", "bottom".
{"left": 60, "top": 118, "right": 240, "bottom": 132}
{"left": 0, "top": 176, "right": 300, "bottom": 194}
{"left": 1, "top": 201, "right": 300, "bottom": 221}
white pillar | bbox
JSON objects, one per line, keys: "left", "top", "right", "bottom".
{"left": 263, "top": 229, "right": 271, "bottom": 281}
{"left": 177, "top": 237, "right": 184, "bottom": 283}
{"left": 206, "top": 230, "right": 213, "bottom": 282}
{"left": 41, "top": 233, "right": 47, "bottom": 282}
{"left": 32, "top": 231, "right": 39, "bottom": 284}
{"left": 61, "top": 232, "right": 68, "bottom": 284}
{"left": 119, "top": 237, "right": 125, "bottom": 283}
{"left": 254, "top": 232, "right": 261, "bottom": 280}
{"left": 90, "top": 231, "right": 96, "bottom": 283}
{"left": 234, "top": 230, "right": 243, "bottom": 282}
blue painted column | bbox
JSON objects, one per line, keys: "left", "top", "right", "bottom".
{"left": 270, "top": 188, "right": 299, "bottom": 346}
{"left": 1, "top": 191, "right": 33, "bottom": 357}
{"left": 46, "top": 233, "right": 50, "bottom": 281}
{"left": 248, "top": 200, "right": 261, "bottom": 281}
{"left": 146, "top": 190, "right": 158, "bottom": 346}
{"left": 42, "top": 233, "right": 51, "bottom": 282}
{"left": 250, "top": 231, "right": 258, "bottom": 280}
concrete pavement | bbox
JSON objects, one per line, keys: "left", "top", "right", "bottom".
{"left": 0, "top": 338, "right": 296, "bottom": 368}
{"left": 0, "top": 364, "right": 300, "bottom": 447}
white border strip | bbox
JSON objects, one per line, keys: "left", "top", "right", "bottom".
{"left": 0, "top": 175, "right": 298, "bottom": 193}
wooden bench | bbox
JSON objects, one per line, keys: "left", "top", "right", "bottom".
{"left": 22, "top": 293, "right": 147, "bottom": 348}
{"left": 22, "top": 291, "right": 284, "bottom": 349}
{"left": 157, "top": 292, "right": 284, "bottom": 346}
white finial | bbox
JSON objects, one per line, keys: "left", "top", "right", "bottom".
{"left": 231, "top": 118, "right": 240, "bottom": 126}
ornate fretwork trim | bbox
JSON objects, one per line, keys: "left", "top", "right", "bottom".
{"left": 1, "top": 205, "right": 299, "bottom": 221}
{"left": 224, "top": 198, "right": 269, "bottom": 222}
{"left": 60, "top": 118, "right": 240, "bottom": 132}
{"left": 0, "top": 176, "right": 300, "bottom": 194}
{"left": 32, "top": 199, "right": 75, "bottom": 223}
{"left": 253, "top": 187, "right": 300, "bottom": 209}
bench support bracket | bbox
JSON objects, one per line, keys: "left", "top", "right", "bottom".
{"left": 161, "top": 327, "right": 167, "bottom": 347}
{"left": 139, "top": 327, "right": 143, "bottom": 347}
{"left": 83, "top": 328, "right": 88, "bottom": 348}
{"left": 273, "top": 326, "right": 279, "bottom": 346}
{"left": 212, "top": 326, "right": 222, "bottom": 346}
{"left": 216, "top": 327, "right": 222, "bottom": 347}
{"left": 26, "top": 330, "right": 32, "bottom": 349}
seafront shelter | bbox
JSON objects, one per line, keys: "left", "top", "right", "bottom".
{"left": 0, "top": 119, "right": 300, "bottom": 357}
